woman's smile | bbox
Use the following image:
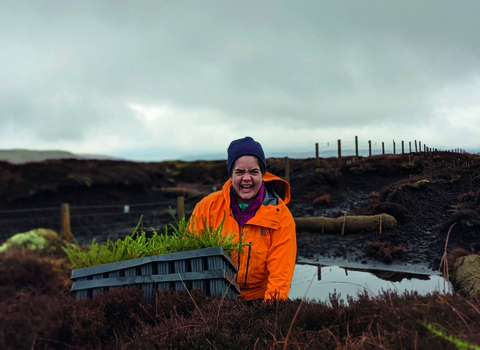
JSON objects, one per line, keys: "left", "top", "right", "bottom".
{"left": 231, "top": 155, "right": 264, "bottom": 204}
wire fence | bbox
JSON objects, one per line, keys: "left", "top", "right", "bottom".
{"left": 0, "top": 198, "right": 201, "bottom": 245}
{"left": 272, "top": 136, "right": 465, "bottom": 160}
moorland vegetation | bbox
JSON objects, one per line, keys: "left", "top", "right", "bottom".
{"left": 1, "top": 151, "right": 480, "bottom": 348}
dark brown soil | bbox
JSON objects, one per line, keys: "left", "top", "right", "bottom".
{"left": 1, "top": 152, "right": 480, "bottom": 272}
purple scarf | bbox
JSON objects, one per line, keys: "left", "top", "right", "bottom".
{"left": 230, "top": 182, "right": 265, "bottom": 227}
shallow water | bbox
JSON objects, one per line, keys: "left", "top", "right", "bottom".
{"left": 289, "top": 263, "right": 451, "bottom": 303}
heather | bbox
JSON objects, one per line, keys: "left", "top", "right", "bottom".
{"left": 2, "top": 247, "right": 480, "bottom": 350}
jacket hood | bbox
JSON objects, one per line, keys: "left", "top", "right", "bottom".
{"left": 222, "top": 172, "right": 291, "bottom": 205}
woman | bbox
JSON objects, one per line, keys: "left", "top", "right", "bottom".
{"left": 190, "top": 136, "right": 297, "bottom": 301}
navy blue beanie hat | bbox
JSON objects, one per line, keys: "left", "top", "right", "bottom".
{"left": 227, "top": 136, "right": 266, "bottom": 174}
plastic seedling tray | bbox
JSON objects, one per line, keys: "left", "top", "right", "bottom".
{"left": 70, "top": 246, "right": 240, "bottom": 302}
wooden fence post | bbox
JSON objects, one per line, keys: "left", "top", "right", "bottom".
{"left": 337, "top": 139, "right": 342, "bottom": 168}
{"left": 368, "top": 140, "right": 372, "bottom": 157}
{"left": 61, "top": 203, "right": 73, "bottom": 242}
{"left": 415, "top": 140, "right": 418, "bottom": 153}
{"left": 393, "top": 141, "right": 396, "bottom": 155}
{"left": 355, "top": 135, "right": 359, "bottom": 162}
{"left": 177, "top": 196, "right": 185, "bottom": 220}
{"left": 409, "top": 141, "right": 412, "bottom": 153}
{"left": 382, "top": 142, "right": 385, "bottom": 155}
{"left": 419, "top": 141, "right": 422, "bottom": 153}
{"left": 285, "top": 157, "right": 290, "bottom": 183}
{"left": 402, "top": 141, "right": 404, "bottom": 154}
{"left": 341, "top": 213, "right": 347, "bottom": 235}
{"left": 315, "top": 143, "right": 319, "bottom": 166}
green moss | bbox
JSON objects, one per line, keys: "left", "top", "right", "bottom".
{"left": 401, "top": 162, "right": 415, "bottom": 170}
{"left": 164, "top": 161, "right": 189, "bottom": 169}
{"left": 67, "top": 173, "right": 93, "bottom": 186}
{"left": 173, "top": 161, "right": 189, "bottom": 169}
{"left": 413, "top": 179, "right": 430, "bottom": 187}
{"left": 84, "top": 176, "right": 92, "bottom": 187}
{"left": 349, "top": 166, "right": 366, "bottom": 174}
{"left": 0, "top": 230, "right": 49, "bottom": 253}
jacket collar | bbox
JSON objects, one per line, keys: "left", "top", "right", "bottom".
{"left": 222, "top": 172, "right": 291, "bottom": 205}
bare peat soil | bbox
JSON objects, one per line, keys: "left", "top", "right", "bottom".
{"left": 289, "top": 152, "right": 480, "bottom": 273}
{"left": 1, "top": 152, "right": 479, "bottom": 271}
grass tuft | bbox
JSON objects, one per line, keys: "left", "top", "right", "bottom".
{"left": 62, "top": 216, "right": 244, "bottom": 268}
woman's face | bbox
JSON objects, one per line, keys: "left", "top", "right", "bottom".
{"left": 231, "top": 155, "right": 264, "bottom": 204}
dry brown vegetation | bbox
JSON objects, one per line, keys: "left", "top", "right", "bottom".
{"left": 364, "top": 241, "right": 406, "bottom": 263}
{"left": 2, "top": 247, "right": 480, "bottom": 350}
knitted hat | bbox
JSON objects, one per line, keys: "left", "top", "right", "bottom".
{"left": 227, "top": 136, "right": 266, "bottom": 174}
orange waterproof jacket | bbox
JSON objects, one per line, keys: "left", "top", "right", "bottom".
{"left": 190, "top": 172, "right": 297, "bottom": 300}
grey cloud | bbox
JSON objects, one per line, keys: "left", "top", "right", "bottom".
{"left": 1, "top": 0, "right": 479, "bottom": 154}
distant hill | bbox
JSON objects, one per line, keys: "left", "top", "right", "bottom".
{"left": 178, "top": 149, "right": 378, "bottom": 161}
{"left": 0, "top": 149, "right": 123, "bottom": 164}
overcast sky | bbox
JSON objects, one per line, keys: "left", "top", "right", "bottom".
{"left": 1, "top": 0, "right": 479, "bottom": 161}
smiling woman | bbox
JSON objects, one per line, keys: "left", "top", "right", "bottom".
{"left": 190, "top": 136, "right": 297, "bottom": 301}
{"left": 230, "top": 156, "right": 264, "bottom": 204}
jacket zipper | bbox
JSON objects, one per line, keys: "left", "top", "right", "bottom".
{"left": 236, "top": 213, "right": 243, "bottom": 283}
{"left": 236, "top": 232, "right": 241, "bottom": 283}
{"left": 234, "top": 210, "right": 253, "bottom": 287}
{"left": 235, "top": 210, "right": 243, "bottom": 283}
{"left": 244, "top": 242, "right": 252, "bottom": 287}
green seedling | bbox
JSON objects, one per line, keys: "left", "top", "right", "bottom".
{"left": 63, "top": 216, "right": 245, "bottom": 269}
{"left": 424, "top": 322, "right": 480, "bottom": 350}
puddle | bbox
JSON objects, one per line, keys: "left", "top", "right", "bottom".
{"left": 289, "top": 263, "right": 451, "bottom": 303}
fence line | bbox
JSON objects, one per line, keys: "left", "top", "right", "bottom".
{"left": 300, "top": 136, "right": 469, "bottom": 160}
{"left": 0, "top": 200, "right": 174, "bottom": 214}
{"left": 0, "top": 198, "right": 198, "bottom": 245}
